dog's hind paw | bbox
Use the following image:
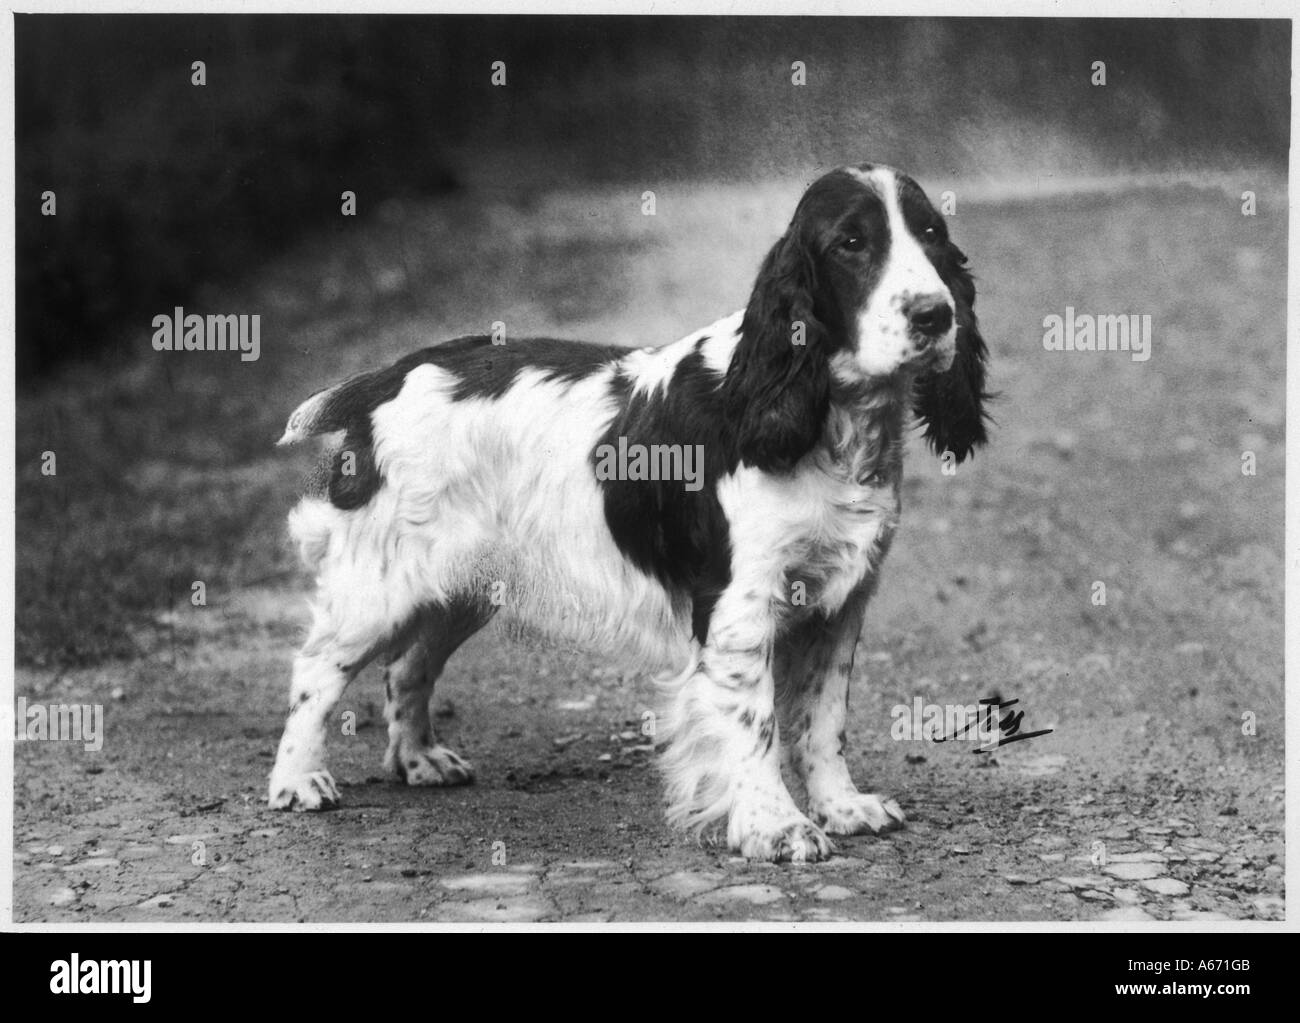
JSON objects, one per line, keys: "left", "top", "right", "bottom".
{"left": 386, "top": 743, "right": 475, "bottom": 787}
{"left": 268, "top": 769, "right": 341, "bottom": 811}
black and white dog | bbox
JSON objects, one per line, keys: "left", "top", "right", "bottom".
{"left": 268, "top": 163, "right": 990, "bottom": 863}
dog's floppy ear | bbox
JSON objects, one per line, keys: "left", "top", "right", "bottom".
{"left": 915, "top": 243, "right": 991, "bottom": 462}
{"left": 726, "top": 230, "right": 831, "bottom": 471}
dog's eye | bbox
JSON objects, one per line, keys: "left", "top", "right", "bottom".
{"left": 923, "top": 226, "right": 942, "bottom": 243}
{"left": 840, "top": 236, "right": 866, "bottom": 252}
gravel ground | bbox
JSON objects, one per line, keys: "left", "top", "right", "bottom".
{"left": 14, "top": 174, "right": 1286, "bottom": 923}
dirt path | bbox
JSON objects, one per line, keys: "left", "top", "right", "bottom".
{"left": 13, "top": 178, "right": 1286, "bottom": 923}
{"left": 13, "top": 575, "right": 1284, "bottom": 923}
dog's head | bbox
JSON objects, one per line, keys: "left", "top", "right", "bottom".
{"left": 728, "top": 164, "right": 990, "bottom": 470}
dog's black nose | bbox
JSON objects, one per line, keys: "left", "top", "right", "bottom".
{"left": 907, "top": 296, "right": 954, "bottom": 340}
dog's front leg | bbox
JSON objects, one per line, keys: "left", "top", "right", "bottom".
{"left": 661, "top": 587, "right": 832, "bottom": 863}
{"left": 778, "top": 588, "right": 905, "bottom": 836}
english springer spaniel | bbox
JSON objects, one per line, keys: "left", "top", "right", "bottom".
{"left": 268, "top": 163, "right": 990, "bottom": 863}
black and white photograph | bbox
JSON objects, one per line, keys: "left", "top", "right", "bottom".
{"left": 6, "top": 1, "right": 1292, "bottom": 933}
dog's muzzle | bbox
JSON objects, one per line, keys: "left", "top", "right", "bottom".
{"left": 906, "top": 294, "right": 957, "bottom": 371}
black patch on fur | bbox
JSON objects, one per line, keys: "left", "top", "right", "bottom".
{"left": 726, "top": 168, "right": 890, "bottom": 471}
{"left": 296, "top": 337, "right": 620, "bottom": 510}
{"left": 437, "top": 336, "right": 623, "bottom": 401}
{"left": 327, "top": 423, "right": 382, "bottom": 510}
{"left": 594, "top": 353, "right": 738, "bottom": 644}
{"left": 756, "top": 714, "right": 775, "bottom": 756}
{"left": 896, "top": 174, "right": 992, "bottom": 462}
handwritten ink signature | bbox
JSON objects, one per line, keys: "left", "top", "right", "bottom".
{"left": 931, "top": 696, "right": 1054, "bottom": 754}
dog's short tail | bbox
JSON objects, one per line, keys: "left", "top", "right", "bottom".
{"left": 278, "top": 384, "right": 343, "bottom": 446}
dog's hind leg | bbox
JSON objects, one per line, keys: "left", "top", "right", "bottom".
{"left": 269, "top": 496, "right": 440, "bottom": 811}
{"left": 382, "top": 600, "right": 496, "bottom": 787}
{"left": 268, "top": 607, "right": 412, "bottom": 811}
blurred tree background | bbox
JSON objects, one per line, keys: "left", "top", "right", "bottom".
{"left": 15, "top": 15, "right": 1290, "bottom": 377}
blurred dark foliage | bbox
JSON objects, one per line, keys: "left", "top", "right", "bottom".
{"left": 16, "top": 15, "right": 1290, "bottom": 377}
{"left": 16, "top": 16, "right": 458, "bottom": 376}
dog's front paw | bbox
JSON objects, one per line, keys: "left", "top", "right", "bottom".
{"left": 810, "top": 793, "right": 905, "bottom": 836}
{"left": 387, "top": 744, "right": 475, "bottom": 787}
{"left": 735, "top": 817, "right": 833, "bottom": 863}
{"left": 268, "top": 769, "right": 341, "bottom": 811}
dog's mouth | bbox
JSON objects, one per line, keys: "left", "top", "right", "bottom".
{"left": 891, "top": 329, "right": 955, "bottom": 374}
{"left": 918, "top": 335, "right": 957, "bottom": 373}
{"left": 835, "top": 329, "right": 956, "bottom": 386}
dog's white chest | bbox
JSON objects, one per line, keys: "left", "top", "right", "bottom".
{"left": 800, "top": 472, "right": 900, "bottom": 614}
{"left": 718, "top": 457, "right": 900, "bottom": 621}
